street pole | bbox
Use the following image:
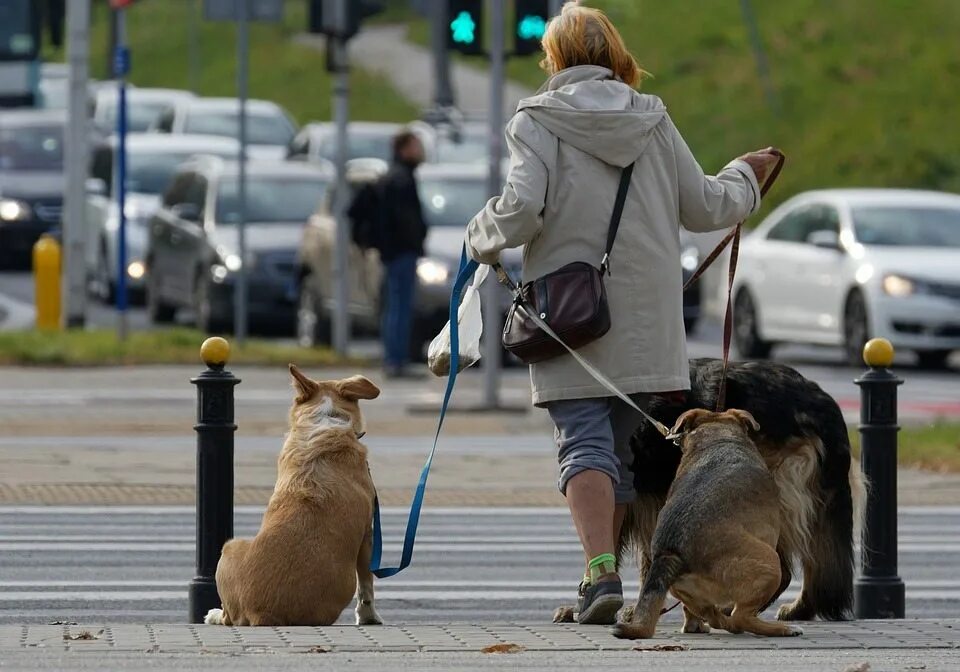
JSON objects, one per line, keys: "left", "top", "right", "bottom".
{"left": 482, "top": 0, "right": 505, "bottom": 407}
{"left": 548, "top": 0, "right": 563, "bottom": 16}
{"left": 188, "top": 0, "right": 200, "bottom": 93}
{"left": 431, "top": 0, "right": 455, "bottom": 109}
{"left": 739, "top": 0, "right": 780, "bottom": 114}
{"left": 114, "top": 9, "right": 129, "bottom": 341}
{"left": 63, "top": 0, "right": 90, "bottom": 329}
{"left": 331, "top": 32, "right": 351, "bottom": 356}
{"left": 234, "top": 3, "right": 249, "bottom": 345}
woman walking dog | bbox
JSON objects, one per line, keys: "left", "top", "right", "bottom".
{"left": 464, "top": 2, "right": 781, "bottom": 624}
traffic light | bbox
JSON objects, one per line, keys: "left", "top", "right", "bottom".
{"left": 309, "top": 0, "right": 385, "bottom": 40}
{"left": 447, "top": 0, "right": 484, "bottom": 56}
{"left": 515, "top": 0, "right": 549, "bottom": 56}
{"left": 45, "top": 0, "right": 65, "bottom": 47}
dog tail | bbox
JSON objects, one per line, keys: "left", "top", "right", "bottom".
{"left": 805, "top": 402, "right": 860, "bottom": 621}
{"left": 611, "top": 553, "right": 684, "bottom": 640}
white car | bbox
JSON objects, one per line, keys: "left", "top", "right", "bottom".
{"left": 732, "top": 189, "right": 960, "bottom": 369}
{"left": 149, "top": 97, "right": 297, "bottom": 160}
{"left": 85, "top": 133, "right": 240, "bottom": 303}
{"left": 90, "top": 87, "right": 193, "bottom": 134}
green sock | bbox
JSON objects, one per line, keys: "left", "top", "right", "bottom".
{"left": 587, "top": 553, "right": 617, "bottom": 584}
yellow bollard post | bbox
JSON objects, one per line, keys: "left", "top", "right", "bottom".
{"left": 32, "top": 234, "right": 62, "bottom": 331}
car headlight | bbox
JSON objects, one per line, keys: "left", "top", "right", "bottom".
{"left": 680, "top": 245, "right": 700, "bottom": 272}
{"left": 126, "top": 260, "right": 145, "bottom": 280}
{"left": 417, "top": 258, "right": 450, "bottom": 285}
{"left": 0, "top": 198, "right": 31, "bottom": 222}
{"left": 882, "top": 274, "right": 916, "bottom": 297}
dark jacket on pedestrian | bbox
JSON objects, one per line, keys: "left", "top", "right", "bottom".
{"left": 350, "top": 162, "right": 427, "bottom": 262}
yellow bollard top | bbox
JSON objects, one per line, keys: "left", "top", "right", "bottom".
{"left": 863, "top": 338, "right": 894, "bottom": 368}
{"left": 200, "top": 337, "right": 231, "bottom": 367}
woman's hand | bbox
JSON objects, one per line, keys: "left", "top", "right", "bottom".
{"left": 739, "top": 147, "right": 781, "bottom": 185}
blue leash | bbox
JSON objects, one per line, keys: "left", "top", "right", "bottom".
{"left": 369, "top": 246, "right": 479, "bottom": 578}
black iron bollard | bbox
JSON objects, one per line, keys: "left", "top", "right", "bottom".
{"left": 188, "top": 337, "right": 240, "bottom": 623}
{"left": 854, "top": 338, "right": 905, "bottom": 619}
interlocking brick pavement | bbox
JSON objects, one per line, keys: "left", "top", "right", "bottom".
{"left": 1, "top": 621, "right": 956, "bottom": 655}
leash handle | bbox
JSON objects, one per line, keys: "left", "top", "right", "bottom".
{"left": 369, "top": 247, "right": 479, "bottom": 578}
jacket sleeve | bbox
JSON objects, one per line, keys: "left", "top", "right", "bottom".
{"left": 669, "top": 114, "right": 762, "bottom": 233}
{"left": 465, "top": 113, "right": 550, "bottom": 265}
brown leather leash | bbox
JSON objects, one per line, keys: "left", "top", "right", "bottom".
{"left": 682, "top": 150, "right": 786, "bottom": 412}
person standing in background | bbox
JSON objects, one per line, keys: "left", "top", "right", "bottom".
{"left": 353, "top": 130, "right": 427, "bottom": 378}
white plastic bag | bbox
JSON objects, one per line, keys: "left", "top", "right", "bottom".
{"left": 427, "top": 265, "right": 490, "bottom": 377}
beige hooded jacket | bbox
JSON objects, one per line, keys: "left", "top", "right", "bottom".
{"left": 465, "top": 65, "right": 761, "bottom": 405}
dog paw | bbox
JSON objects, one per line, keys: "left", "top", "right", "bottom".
{"left": 681, "top": 619, "right": 710, "bottom": 634}
{"left": 777, "top": 602, "right": 815, "bottom": 621}
{"left": 785, "top": 625, "right": 804, "bottom": 637}
{"left": 204, "top": 608, "right": 224, "bottom": 625}
{"left": 553, "top": 606, "right": 576, "bottom": 624}
{"left": 356, "top": 605, "right": 383, "bottom": 626}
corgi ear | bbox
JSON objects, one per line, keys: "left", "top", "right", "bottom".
{"left": 289, "top": 364, "right": 319, "bottom": 404}
{"left": 666, "top": 408, "right": 711, "bottom": 442}
{"left": 337, "top": 375, "right": 380, "bottom": 402}
{"left": 728, "top": 409, "right": 760, "bottom": 433}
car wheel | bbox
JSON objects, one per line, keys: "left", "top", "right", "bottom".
{"left": 194, "top": 272, "right": 230, "bottom": 334}
{"left": 916, "top": 349, "right": 951, "bottom": 370}
{"left": 843, "top": 291, "right": 870, "bottom": 367}
{"left": 146, "top": 265, "right": 176, "bottom": 324}
{"left": 296, "top": 277, "right": 330, "bottom": 347}
{"left": 733, "top": 289, "right": 772, "bottom": 359}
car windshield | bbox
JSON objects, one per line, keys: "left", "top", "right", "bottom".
{"left": 100, "top": 99, "right": 171, "bottom": 132}
{"left": 126, "top": 151, "right": 223, "bottom": 195}
{"left": 185, "top": 111, "right": 293, "bottom": 146}
{"left": 0, "top": 123, "right": 63, "bottom": 171}
{"left": 418, "top": 177, "right": 488, "bottom": 228}
{"left": 216, "top": 177, "right": 327, "bottom": 224}
{"left": 434, "top": 133, "right": 487, "bottom": 163}
{"left": 852, "top": 205, "right": 960, "bottom": 248}
{"left": 319, "top": 133, "right": 393, "bottom": 162}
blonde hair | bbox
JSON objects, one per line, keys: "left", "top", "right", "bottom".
{"left": 540, "top": 2, "right": 648, "bottom": 87}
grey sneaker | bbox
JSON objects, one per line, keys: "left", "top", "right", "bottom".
{"left": 577, "top": 577, "right": 623, "bottom": 625}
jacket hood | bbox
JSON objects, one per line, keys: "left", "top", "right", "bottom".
{"left": 516, "top": 65, "right": 666, "bottom": 167}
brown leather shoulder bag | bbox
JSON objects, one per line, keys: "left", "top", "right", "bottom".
{"left": 501, "top": 163, "right": 634, "bottom": 364}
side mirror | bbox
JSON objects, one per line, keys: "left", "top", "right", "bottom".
{"left": 86, "top": 177, "right": 107, "bottom": 196}
{"left": 807, "top": 230, "right": 841, "bottom": 251}
{"left": 171, "top": 202, "right": 201, "bottom": 223}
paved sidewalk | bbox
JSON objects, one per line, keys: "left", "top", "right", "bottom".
{"left": 0, "top": 622, "right": 956, "bottom": 671}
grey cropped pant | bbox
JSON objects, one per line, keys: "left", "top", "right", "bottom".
{"left": 545, "top": 394, "right": 650, "bottom": 505}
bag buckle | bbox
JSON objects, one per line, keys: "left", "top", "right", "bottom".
{"left": 600, "top": 253, "right": 611, "bottom": 276}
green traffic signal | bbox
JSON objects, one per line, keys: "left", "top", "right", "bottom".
{"left": 450, "top": 10, "right": 477, "bottom": 45}
{"left": 517, "top": 14, "right": 546, "bottom": 41}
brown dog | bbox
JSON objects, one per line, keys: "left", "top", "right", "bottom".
{"left": 611, "top": 408, "right": 802, "bottom": 639}
{"left": 204, "top": 366, "right": 382, "bottom": 626}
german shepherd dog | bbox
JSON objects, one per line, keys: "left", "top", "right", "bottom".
{"left": 612, "top": 408, "right": 803, "bottom": 639}
{"left": 553, "top": 358, "right": 865, "bottom": 625}
{"left": 625, "top": 358, "right": 866, "bottom": 622}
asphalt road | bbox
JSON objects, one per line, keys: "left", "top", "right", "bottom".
{"left": 2, "top": 505, "right": 959, "bottom": 625}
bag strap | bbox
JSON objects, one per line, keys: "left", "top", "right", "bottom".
{"left": 601, "top": 163, "right": 635, "bottom": 274}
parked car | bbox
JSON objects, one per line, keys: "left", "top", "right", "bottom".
{"left": 85, "top": 133, "right": 241, "bottom": 303}
{"left": 150, "top": 97, "right": 297, "bottom": 160}
{"left": 286, "top": 121, "right": 435, "bottom": 166}
{"left": 431, "top": 121, "right": 489, "bottom": 164}
{"left": 0, "top": 110, "right": 65, "bottom": 269}
{"left": 91, "top": 87, "right": 193, "bottom": 134}
{"left": 145, "top": 157, "right": 332, "bottom": 332}
{"left": 296, "top": 162, "right": 521, "bottom": 357}
{"left": 732, "top": 189, "right": 960, "bottom": 369}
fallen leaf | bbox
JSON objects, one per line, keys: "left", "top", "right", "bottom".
{"left": 481, "top": 643, "right": 525, "bottom": 654}
{"left": 64, "top": 630, "right": 103, "bottom": 641}
{"left": 307, "top": 646, "right": 331, "bottom": 653}
{"left": 843, "top": 664, "right": 870, "bottom": 672}
{"left": 904, "top": 667, "right": 925, "bottom": 671}
{"left": 48, "top": 621, "right": 77, "bottom": 626}
{"left": 634, "top": 644, "right": 689, "bottom": 652}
